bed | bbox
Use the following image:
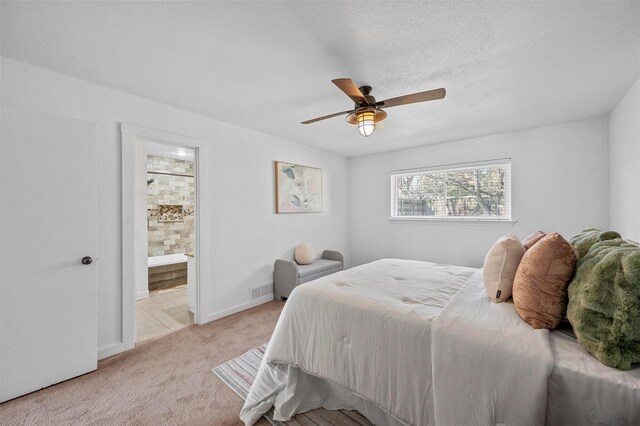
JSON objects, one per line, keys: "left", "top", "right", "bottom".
{"left": 240, "top": 259, "right": 640, "bottom": 425}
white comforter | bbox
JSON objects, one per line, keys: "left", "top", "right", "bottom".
{"left": 239, "top": 259, "right": 562, "bottom": 425}
{"left": 240, "top": 259, "right": 476, "bottom": 425}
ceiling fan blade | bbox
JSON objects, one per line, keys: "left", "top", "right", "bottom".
{"left": 301, "top": 109, "right": 354, "bottom": 125}
{"left": 332, "top": 78, "right": 368, "bottom": 104}
{"left": 377, "top": 88, "right": 446, "bottom": 108}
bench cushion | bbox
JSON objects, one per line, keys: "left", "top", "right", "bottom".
{"left": 299, "top": 266, "right": 343, "bottom": 285}
{"left": 297, "top": 259, "right": 342, "bottom": 278}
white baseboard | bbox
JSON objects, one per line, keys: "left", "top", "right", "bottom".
{"left": 98, "top": 341, "right": 134, "bottom": 360}
{"left": 137, "top": 289, "right": 149, "bottom": 300}
{"left": 204, "top": 294, "right": 274, "bottom": 324}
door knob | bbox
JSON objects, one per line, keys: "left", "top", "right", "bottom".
{"left": 81, "top": 256, "right": 93, "bottom": 265}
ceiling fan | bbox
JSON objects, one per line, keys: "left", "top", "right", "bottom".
{"left": 301, "top": 78, "right": 446, "bottom": 137}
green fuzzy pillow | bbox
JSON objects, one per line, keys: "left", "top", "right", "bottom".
{"left": 570, "top": 227, "right": 621, "bottom": 258}
{"left": 567, "top": 239, "right": 640, "bottom": 370}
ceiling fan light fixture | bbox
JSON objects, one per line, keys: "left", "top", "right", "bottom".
{"left": 301, "top": 78, "right": 445, "bottom": 139}
{"left": 357, "top": 111, "right": 376, "bottom": 137}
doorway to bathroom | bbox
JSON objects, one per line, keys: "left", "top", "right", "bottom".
{"left": 136, "top": 142, "right": 197, "bottom": 342}
{"left": 121, "top": 123, "right": 212, "bottom": 355}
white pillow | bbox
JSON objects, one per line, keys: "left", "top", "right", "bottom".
{"left": 483, "top": 233, "right": 526, "bottom": 302}
{"left": 294, "top": 243, "right": 315, "bottom": 265}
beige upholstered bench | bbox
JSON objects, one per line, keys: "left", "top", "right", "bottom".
{"left": 273, "top": 250, "right": 344, "bottom": 300}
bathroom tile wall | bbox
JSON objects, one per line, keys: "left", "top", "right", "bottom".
{"left": 147, "top": 155, "right": 195, "bottom": 256}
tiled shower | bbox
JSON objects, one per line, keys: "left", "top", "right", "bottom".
{"left": 147, "top": 155, "right": 195, "bottom": 257}
{"left": 137, "top": 152, "right": 196, "bottom": 343}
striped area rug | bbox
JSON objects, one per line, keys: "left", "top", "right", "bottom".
{"left": 212, "top": 344, "right": 372, "bottom": 426}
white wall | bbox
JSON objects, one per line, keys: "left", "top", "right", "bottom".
{"left": 1, "top": 55, "right": 624, "bottom": 360}
{"left": 349, "top": 118, "right": 610, "bottom": 268}
{"left": 609, "top": 77, "right": 640, "bottom": 242}
{"left": 1, "top": 58, "right": 349, "bottom": 358}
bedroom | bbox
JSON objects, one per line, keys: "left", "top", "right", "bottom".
{"left": 0, "top": 1, "right": 639, "bottom": 425}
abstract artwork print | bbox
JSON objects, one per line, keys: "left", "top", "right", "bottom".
{"left": 275, "top": 161, "right": 322, "bottom": 213}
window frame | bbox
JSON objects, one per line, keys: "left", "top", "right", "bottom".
{"left": 389, "top": 158, "right": 514, "bottom": 223}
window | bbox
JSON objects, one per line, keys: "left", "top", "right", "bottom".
{"left": 390, "top": 159, "right": 511, "bottom": 221}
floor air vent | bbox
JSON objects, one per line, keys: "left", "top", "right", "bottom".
{"left": 250, "top": 284, "right": 273, "bottom": 300}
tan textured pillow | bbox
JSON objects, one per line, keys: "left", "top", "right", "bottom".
{"left": 294, "top": 243, "right": 315, "bottom": 265}
{"left": 512, "top": 233, "right": 578, "bottom": 329}
{"left": 483, "top": 233, "right": 526, "bottom": 302}
{"left": 522, "top": 230, "right": 546, "bottom": 250}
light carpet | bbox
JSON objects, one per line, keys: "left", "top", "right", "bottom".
{"left": 213, "top": 344, "right": 372, "bottom": 426}
{"left": 0, "top": 301, "right": 285, "bottom": 425}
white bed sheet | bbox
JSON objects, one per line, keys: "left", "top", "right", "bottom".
{"left": 546, "top": 330, "right": 640, "bottom": 425}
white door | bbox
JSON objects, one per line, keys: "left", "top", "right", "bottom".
{"left": 0, "top": 105, "right": 98, "bottom": 402}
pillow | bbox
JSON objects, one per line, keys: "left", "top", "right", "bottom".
{"left": 521, "top": 230, "right": 546, "bottom": 250}
{"left": 483, "top": 233, "right": 526, "bottom": 302}
{"left": 567, "top": 239, "right": 640, "bottom": 370}
{"left": 570, "top": 227, "right": 621, "bottom": 258}
{"left": 512, "top": 233, "right": 578, "bottom": 329}
{"left": 294, "top": 243, "right": 315, "bottom": 265}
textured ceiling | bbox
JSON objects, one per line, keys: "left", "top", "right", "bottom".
{"left": 2, "top": 1, "right": 639, "bottom": 157}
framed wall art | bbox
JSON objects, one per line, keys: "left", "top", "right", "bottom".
{"left": 275, "top": 161, "right": 322, "bottom": 213}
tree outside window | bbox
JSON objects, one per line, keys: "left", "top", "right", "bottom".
{"left": 392, "top": 161, "right": 510, "bottom": 220}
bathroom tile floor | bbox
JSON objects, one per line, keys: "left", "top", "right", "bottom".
{"left": 136, "top": 285, "right": 194, "bottom": 343}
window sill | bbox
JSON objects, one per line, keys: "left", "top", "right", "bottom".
{"left": 388, "top": 217, "right": 517, "bottom": 226}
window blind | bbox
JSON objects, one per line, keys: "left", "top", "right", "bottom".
{"left": 390, "top": 159, "right": 511, "bottom": 220}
